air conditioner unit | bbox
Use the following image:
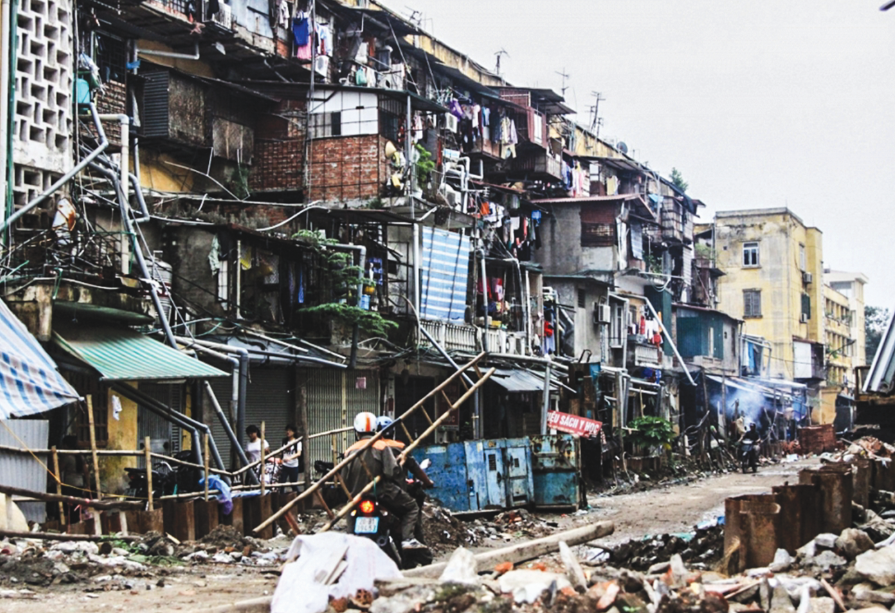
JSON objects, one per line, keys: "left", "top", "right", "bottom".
{"left": 445, "top": 114, "right": 458, "bottom": 133}
{"left": 803, "top": 272, "right": 813, "bottom": 284}
{"left": 208, "top": 3, "right": 232, "bottom": 30}
{"left": 314, "top": 55, "right": 330, "bottom": 79}
{"left": 594, "top": 303, "right": 612, "bottom": 324}
{"left": 800, "top": 313, "right": 809, "bottom": 323}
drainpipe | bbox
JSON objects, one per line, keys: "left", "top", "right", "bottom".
{"left": 98, "top": 114, "right": 129, "bottom": 272}
{"left": 112, "top": 383, "right": 225, "bottom": 471}
{"left": 0, "top": 103, "right": 110, "bottom": 233}
{"left": 178, "top": 336, "right": 250, "bottom": 450}
{"left": 413, "top": 223, "right": 421, "bottom": 346}
{"left": 541, "top": 356, "right": 552, "bottom": 435}
{"left": 172, "top": 335, "right": 252, "bottom": 473}
{"left": 0, "top": 0, "right": 10, "bottom": 235}
{"left": 479, "top": 249, "right": 489, "bottom": 352}
{"left": 524, "top": 268, "right": 532, "bottom": 355}
{"left": 643, "top": 298, "right": 697, "bottom": 386}
{"left": 609, "top": 292, "right": 629, "bottom": 370}
{"left": 87, "top": 160, "right": 177, "bottom": 349}
{"left": 89, "top": 152, "right": 150, "bottom": 223}
{"left": 136, "top": 42, "right": 200, "bottom": 61}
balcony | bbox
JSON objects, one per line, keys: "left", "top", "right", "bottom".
{"left": 419, "top": 320, "right": 478, "bottom": 352}
{"left": 511, "top": 151, "right": 562, "bottom": 181}
{"left": 629, "top": 340, "right": 661, "bottom": 368}
{"left": 482, "top": 328, "right": 529, "bottom": 356}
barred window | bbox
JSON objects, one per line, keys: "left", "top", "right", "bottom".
{"left": 744, "top": 289, "right": 762, "bottom": 318}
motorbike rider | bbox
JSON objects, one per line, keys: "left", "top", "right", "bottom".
{"left": 376, "top": 416, "right": 434, "bottom": 543}
{"left": 342, "top": 412, "right": 426, "bottom": 550}
{"left": 740, "top": 422, "right": 760, "bottom": 470}
{"left": 742, "top": 422, "right": 760, "bottom": 445}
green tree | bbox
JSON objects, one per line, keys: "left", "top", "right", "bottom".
{"left": 865, "top": 305, "right": 891, "bottom": 364}
{"left": 670, "top": 168, "right": 688, "bottom": 193}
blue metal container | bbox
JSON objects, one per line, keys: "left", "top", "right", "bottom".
{"left": 531, "top": 434, "right": 581, "bottom": 510}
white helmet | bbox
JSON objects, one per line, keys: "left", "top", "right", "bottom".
{"left": 354, "top": 412, "right": 377, "bottom": 434}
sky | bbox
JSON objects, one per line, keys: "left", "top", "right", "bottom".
{"left": 384, "top": 0, "right": 895, "bottom": 306}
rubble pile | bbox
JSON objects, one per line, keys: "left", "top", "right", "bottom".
{"left": 418, "top": 504, "right": 559, "bottom": 554}
{"left": 0, "top": 527, "right": 290, "bottom": 592}
{"left": 608, "top": 520, "right": 725, "bottom": 571}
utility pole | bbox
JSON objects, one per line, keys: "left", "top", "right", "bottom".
{"left": 588, "top": 91, "right": 605, "bottom": 133}
{"left": 555, "top": 68, "right": 570, "bottom": 99}
{"left": 495, "top": 49, "right": 509, "bottom": 77}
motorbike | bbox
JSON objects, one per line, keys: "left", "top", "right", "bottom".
{"left": 740, "top": 440, "right": 759, "bottom": 473}
{"left": 348, "top": 493, "right": 433, "bottom": 570}
{"left": 125, "top": 450, "right": 203, "bottom": 499}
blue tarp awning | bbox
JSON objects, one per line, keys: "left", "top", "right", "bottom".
{"left": 0, "top": 298, "right": 81, "bottom": 418}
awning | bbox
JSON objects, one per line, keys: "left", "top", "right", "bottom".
{"left": 0, "top": 298, "right": 81, "bottom": 418}
{"left": 490, "top": 369, "right": 553, "bottom": 393}
{"left": 54, "top": 326, "right": 228, "bottom": 381}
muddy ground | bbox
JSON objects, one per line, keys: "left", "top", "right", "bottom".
{"left": 0, "top": 457, "right": 817, "bottom": 612}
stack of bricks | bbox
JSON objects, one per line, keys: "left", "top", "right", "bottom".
{"left": 91, "top": 81, "right": 127, "bottom": 147}
{"left": 797, "top": 424, "right": 836, "bottom": 454}
{"left": 251, "top": 101, "right": 306, "bottom": 192}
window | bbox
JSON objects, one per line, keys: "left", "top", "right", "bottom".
{"left": 577, "top": 289, "right": 586, "bottom": 309}
{"left": 609, "top": 303, "right": 625, "bottom": 348}
{"left": 801, "top": 293, "right": 811, "bottom": 320}
{"left": 743, "top": 242, "right": 760, "bottom": 267}
{"left": 309, "top": 111, "right": 342, "bottom": 138}
{"left": 216, "top": 258, "right": 230, "bottom": 309}
{"left": 743, "top": 289, "right": 762, "bottom": 318}
{"left": 581, "top": 223, "right": 615, "bottom": 247}
{"left": 799, "top": 243, "right": 806, "bottom": 271}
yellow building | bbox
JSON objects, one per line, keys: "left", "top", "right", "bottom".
{"left": 700, "top": 209, "right": 826, "bottom": 413}
{"left": 825, "top": 270, "right": 869, "bottom": 369}
{"left": 821, "top": 285, "right": 853, "bottom": 424}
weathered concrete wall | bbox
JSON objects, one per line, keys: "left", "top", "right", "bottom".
{"left": 536, "top": 204, "right": 616, "bottom": 276}
{"left": 714, "top": 209, "right": 824, "bottom": 382}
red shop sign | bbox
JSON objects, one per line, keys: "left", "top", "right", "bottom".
{"left": 546, "top": 410, "right": 603, "bottom": 438}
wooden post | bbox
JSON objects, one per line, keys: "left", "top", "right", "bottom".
{"left": 331, "top": 433, "right": 338, "bottom": 466}
{"left": 259, "top": 421, "right": 266, "bottom": 496}
{"left": 86, "top": 396, "right": 101, "bottom": 499}
{"left": 51, "top": 446, "right": 65, "bottom": 527}
{"left": 144, "top": 436, "right": 153, "bottom": 511}
{"left": 203, "top": 433, "right": 210, "bottom": 502}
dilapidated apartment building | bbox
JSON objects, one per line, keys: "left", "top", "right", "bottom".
{"left": 0, "top": 0, "right": 851, "bottom": 505}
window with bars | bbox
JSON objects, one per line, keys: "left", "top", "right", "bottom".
{"left": 743, "top": 289, "right": 762, "bottom": 318}
{"left": 581, "top": 223, "right": 615, "bottom": 247}
{"left": 309, "top": 112, "right": 342, "bottom": 138}
{"left": 577, "top": 289, "right": 586, "bottom": 309}
{"left": 94, "top": 32, "right": 127, "bottom": 84}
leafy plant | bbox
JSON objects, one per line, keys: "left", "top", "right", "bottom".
{"left": 627, "top": 416, "right": 675, "bottom": 450}
{"left": 694, "top": 242, "right": 714, "bottom": 260}
{"left": 292, "top": 230, "right": 396, "bottom": 337}
{"left": 414, "top": 143, "right": 435, "bottom": 187}
{"left": 670, "top": 167, "right": 688, "bottom": 193}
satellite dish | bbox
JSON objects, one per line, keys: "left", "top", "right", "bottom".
{"left": 617, "top": 142, "right": 628, "bottom": 155}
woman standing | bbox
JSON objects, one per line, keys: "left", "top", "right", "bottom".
{"left": 279, "top": 424, "right": 303, "bottom": 492}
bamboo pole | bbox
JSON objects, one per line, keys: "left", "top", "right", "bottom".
{"left": 230, "top": 426, "right": 353, "bottom": 477}
{"left": 144, "top": 436, "right": 153, "bottom": 511}
{"left": 330, "top": 433, "right": 338, "bottom": 466}
{"left": 0, "top": 530, "right": 140, "bottom": 542}
{"left": 319, "top": 367, "right": 495, "bottom": 532}
{"left": 204, "top": 433, "right": 210, "bottom": 502}
{"left": 253, "top": 352, "right": 486, "bottom": 533}
{"left": 51, "top": 446, "right": 65, "bottom": 527}
{"left": 259, "top": 422, "right": 266, "bottom": 496}
{"left": 0, "top": 483, "right": 143, "bottom": 510}
{"left": 86, "top": 396, "right": 101, "bottom": 499}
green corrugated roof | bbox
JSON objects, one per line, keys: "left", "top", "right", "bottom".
{"left": 54, "top": 326, "right": 227, "bottom": 381}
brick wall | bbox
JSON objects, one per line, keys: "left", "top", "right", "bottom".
{"left": 308, "top": 134, "right": 388, "bottom": 203}
{"left": 92, "top": 81, "right": 127, "bottom": 146}
{"left": 251, "top": 99, "right": 306, "bottom": 192}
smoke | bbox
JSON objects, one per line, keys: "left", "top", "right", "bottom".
{"left": 710, "top": 384, "right": 769, "bottom": 429}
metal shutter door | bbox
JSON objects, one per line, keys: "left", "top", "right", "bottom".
{"left": 244, "top": 368, "right": 292, "bottom": 459}
{"left": 305, "top": 369, "right": 345, "bottom": 467}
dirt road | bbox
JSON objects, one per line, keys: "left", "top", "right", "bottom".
{"left": 580, "top": 457, "right": 818, "bottom": 546}
{"left": 1, "top": 458, "right": 817, "bottom": 612}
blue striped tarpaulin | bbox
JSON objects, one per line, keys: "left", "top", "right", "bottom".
{"left": 0, "top": 298, "right": 80, "bottom": 419}
{"left": 420, "top": 227, "right": 471, "bottom": 322}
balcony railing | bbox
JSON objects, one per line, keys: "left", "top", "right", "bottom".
{"left": 418, "top": 319, "right": 532, "bottom": 356}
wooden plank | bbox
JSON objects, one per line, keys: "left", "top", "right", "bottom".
{"left": 163, "top": 499, "right": 196, "bottom": 542}
{"left": 194, "top": 499, "right": 220, "bottom": 539}
{"left": 403, "top": 520, "right": 615, "bottom": 578}
{"left": 123, "top": 508, "right": 164, "bottom": 534}
{"left": 222, "top": 496, "right": 244, "bottom": 534}
{"left": 0, "top": 530, "right": 139, "bottom": 542}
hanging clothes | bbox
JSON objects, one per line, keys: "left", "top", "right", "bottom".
{"left": 317, "top": 24, "right": 333, "bottom": 56}
{"left": 276, "top": 0, "right": 289, "bottom": 28}
{"left": 292, "top": 13, "right": 310, "bottom": 46}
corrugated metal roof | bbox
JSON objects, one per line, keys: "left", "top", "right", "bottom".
{"left": 54, "top": 326, "right": 228, "bottom": 381}
{"left": 0, "top": 298, "right": 80, "bottom": 418}
{"left": 490, "top": 369, "right": 547, "bottom": 393}
{"left": 0, "top": 419, "right": 49, "bottom": 523}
